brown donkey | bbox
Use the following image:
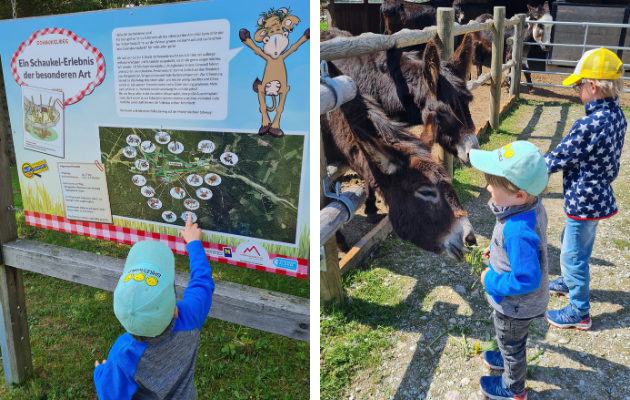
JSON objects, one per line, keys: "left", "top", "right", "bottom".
{"left": 239, "top": 8, "right": 309, "bottom": 137}
{"left": 321, "top": 89, "right": 477, "bottom": 261}
{"left": 471, "top": 2, "right": 553, "bottom": 93}
{"left": 321, "top": 29, "right": 479, "bottom": 167}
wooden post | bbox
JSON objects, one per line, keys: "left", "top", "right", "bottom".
{"left": 328, "top": 0, "right": 335, "bottom": 29}
{"left": 0, "top": 79, "right": 32, "bottom": 384}
{"left": 319, "top": 132, "right": 344, "bottom": 306}
{"left": 362, "top": 0, "right": 369, "bottom": 34}
{"left": 436, "top": 8, "right": 454, "bottom": 178}
{"left": 509, "top": 14, "right": 526, "bottom": 98}
{"left": 489, "top": 6, "right": 506, "bottom": 130}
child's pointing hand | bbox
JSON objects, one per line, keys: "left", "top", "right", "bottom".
{"left": 180, "top": 214, "right": 201, "bottom": 244}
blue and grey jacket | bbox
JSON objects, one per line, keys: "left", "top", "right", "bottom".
{"left": 485, "top": 198, "right": 549, "bottom": 319}
{"left": 94, "top": 240, "right": 215, "bottom": 400}
{"left": 544, "top": 97, "right": 627, "bottom": 220}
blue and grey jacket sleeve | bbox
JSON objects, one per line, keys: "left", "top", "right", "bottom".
{"left": 174, "top": 240, "right": 215, "bottom": 331}
{"left": 94, "top": 334, "right": 148, "bottom": 400}
{"left": 544, "top": 118, "right": 595, "bottom": 174}
{"left": 485, "top": 217, "right": 541, "bottom": 297}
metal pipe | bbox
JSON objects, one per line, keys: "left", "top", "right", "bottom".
{"left": 524, "top": 42, "right": 630, "bottom": 51}
{"left": 523, "top": 57, "right": 630, "bottom": 68}
{"left": 520, "top": 82, "right": 630, "bottom": 93}
{"left": 530, "top": 20, "right": 630, "bottom": 28}
{"left": 522, "top": 69, "right": 630, "bottom": 80}
{"left": 582, "top": 25, "right": 589, "bottom": 56}
{"left": 522, "top": 70, "right": 570, "bottom": 76}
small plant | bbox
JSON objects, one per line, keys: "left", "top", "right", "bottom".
{"left": 466, "top": 245, "right": 485, "bottom": 288}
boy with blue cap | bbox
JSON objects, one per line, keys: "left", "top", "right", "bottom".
{"left": 469, "top": 141, "right": 549, "bottom": 400}
{"left": 544, "top": 48, "right": 627, "bottom": 331}
{"left": 93, "top": 214, "right": 215, "bottom": 399}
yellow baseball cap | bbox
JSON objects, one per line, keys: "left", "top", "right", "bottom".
{"left": 563, "top": 47, "right": 623, "bottom": 86}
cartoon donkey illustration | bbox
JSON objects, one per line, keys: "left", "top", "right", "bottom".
{"left": 239, "top": 7, "right": 310, "bottom": 138}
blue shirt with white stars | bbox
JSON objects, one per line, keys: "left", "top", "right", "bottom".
{"left": 544, "top": 97, "right": 627, "bottom": 220}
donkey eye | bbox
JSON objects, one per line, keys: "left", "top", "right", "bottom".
{"left": 415, "top": 186, "right": 438, "bottom": 202}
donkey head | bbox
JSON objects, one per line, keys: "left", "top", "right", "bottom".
{"left": 453, "top": 0, "right": 465, "bottom": 24}
{"left": 356, "top": 110, "right": 477, "bottom": 260}
{"left": 414, "top": 35, "right": 479, "bottom": 166}
{"left": 527, "top": 2, "right": 552, "bottom": 51}
{"left": 254, "top": 8, "right": 301, "bottom": 59}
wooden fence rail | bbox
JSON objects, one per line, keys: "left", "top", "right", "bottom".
{"left": 1, "top": 240, "right": 310, "bottom": 343}
{"left": 320, "top": 16, "right": 519, "bottom": 62}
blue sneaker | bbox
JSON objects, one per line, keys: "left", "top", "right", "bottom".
{"left": 549, "top": 277, "right": 569, "bottom": 297}
{"left": 545, "top": 305, "right": 592, "bottom": 330}
{"left": 479, "top": 376, "right": 527, "bottom": 400}
{"left": 483, "top": 351, "right": 505, "bottom": 371}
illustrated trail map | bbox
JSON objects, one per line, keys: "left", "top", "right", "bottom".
{"left": 99, "top": 127, "right": 304, "bottom": 244}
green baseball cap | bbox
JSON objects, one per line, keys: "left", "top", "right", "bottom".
{"left": 114, "top": 240, "right": 176, "bottom": 337}
{"left": 469, "top": 141, "right": 548, "bottom": 196}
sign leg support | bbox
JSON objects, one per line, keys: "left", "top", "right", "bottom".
{"left": 0, "top": 58, "right": 33, "bottom": 385}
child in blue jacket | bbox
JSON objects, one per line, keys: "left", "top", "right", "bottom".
{"left": 93, "top": 214, "right": 215, "bottom": 399}
{"left": 544, "top": 48, "right": 627, "bottom": 330}
{"left": 470, "top": 141, "right": 549, "bottom": 400}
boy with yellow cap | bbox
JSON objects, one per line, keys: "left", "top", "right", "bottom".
{"left": 544, "top": 48, "right": 627, "bottom": 330}
{"left": 93, "top": 214, "right": 215, "bottom": 399}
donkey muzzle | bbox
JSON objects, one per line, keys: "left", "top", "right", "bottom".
{"left": 442, "top": 216, "right": 476, "bottom": 262}
{"left": 456, "top": 132, "right": 480, "bottom": 167}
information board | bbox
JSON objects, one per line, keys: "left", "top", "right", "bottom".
{"left": 0, "top": 0, "right": 310, "bottom": 278}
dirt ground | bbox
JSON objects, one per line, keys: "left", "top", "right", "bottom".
{"left": 332, "top": 101, "right": 630, "bottom": 400}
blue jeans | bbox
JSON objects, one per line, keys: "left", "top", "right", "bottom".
{"left": 560, "top": 217, "right": 599, "bottom": 317}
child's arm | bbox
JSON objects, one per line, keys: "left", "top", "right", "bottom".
{"left": 483, "top": 221, "right": 542, "bottom": 297}
{"left": 544, "top": 118, "right": 598, "bottom": 174}
{"left": 176, "top": 215, "right": 215, "bottom": 331}
{"left": 93, "top": 336, "right": 145, "bottom": 400}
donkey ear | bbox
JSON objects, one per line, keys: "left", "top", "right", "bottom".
{"left": 543, "top": 1, "right": 550, "bottom": 12}
{"left": 446, "top": 33, "right": 474, "bottom": 81}
{"left": 356, "top": 129, "right": 404, "bottom": 175}
{"left": 419, "top": 111, "right": 438, "bottom": 148}
{"left": 526, "top": 5, "right": 535, "bottom": 13}
{"left": 422, "top": 40, "right": 441, "bottom": 96}
{"left": 360, "top": 141, "right": 403, "bottom": 175}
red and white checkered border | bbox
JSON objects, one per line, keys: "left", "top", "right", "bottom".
{"left": 11, "top": 28, "right": 106, "bottom": 106}
{"left": 25, "top": 211, "right": 308, "bottom": 279}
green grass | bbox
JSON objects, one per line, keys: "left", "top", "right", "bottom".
{"left": 453, "top": 101, "right": 525, "bottom": 203}
{"left": 612, "top": 238, "right": 630, "bottom": 251}
{"left": 1, "top": 166, "right": 309, "bottom": 399}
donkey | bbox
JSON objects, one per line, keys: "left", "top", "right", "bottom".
{"left": 322, "top": 29, "right": 478, "bottom": 166}
{"left": 322, "top": 29, "right": 479, "bottom": 225}
{"left": 380, "top": 0, "right": 465, "bottom": 35}
{"left": 321, "top": 88, "right": 477, "bottom": 261}
{"left": 471, "top": 2, "right": 553, "bottom": 93}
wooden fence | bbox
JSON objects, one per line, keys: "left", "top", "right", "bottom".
{"left": 320, "top": 7, "right": 526, "bottom": 305}
{"left": 0, "top": 90, "right": 309, "bottom": 387}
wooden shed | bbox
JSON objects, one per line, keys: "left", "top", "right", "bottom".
{"left": 325, "top": 0, "right": 630, "bottom": 36}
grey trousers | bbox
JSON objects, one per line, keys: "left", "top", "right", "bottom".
{"left": 493, "top": 309, "right": 533, "bottom": 393}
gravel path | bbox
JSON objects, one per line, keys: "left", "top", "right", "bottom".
{"left": 338, "top": 101, "right": 630, "bottom": 400}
